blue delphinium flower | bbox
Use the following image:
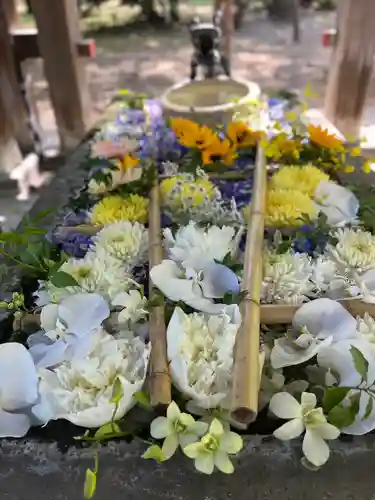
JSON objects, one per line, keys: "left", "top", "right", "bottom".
{"left": 63, "top": 210, "right": 89, "bottom": 226}
{"left": 213, "top": 178, "right": 252, "bottom": 209}
{"left": 57, "top": 232, "right": 93, "bottom": 258}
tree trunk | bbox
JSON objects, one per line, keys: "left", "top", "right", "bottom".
{"left": 324, "top": 0, "right": 375, "bottom": 140}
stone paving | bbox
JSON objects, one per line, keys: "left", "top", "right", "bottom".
{"left": 3, "top": 6, "right": 375, "bottom": 230}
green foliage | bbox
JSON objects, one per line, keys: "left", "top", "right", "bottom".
{"left": 49, "top": 271, "right": 79, "bottom": 288}
{"left": 110, "top": 378, "right": 124, "bottom": 405}
{"left": 83, "top": 468, "right": 97, "bottom": 500}
{"left": 142, "top": 444, "right": 166, "bottom": 463}
{"left": 134, "top": 391, "right": 152, "bottom": 410}
{"left": 350, "top": 346, "right": 369, "bottom": 381}
{"left": 323, "top": 387, "right": 351, "bottom": 414}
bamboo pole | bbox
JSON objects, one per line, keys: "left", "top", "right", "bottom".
{"left": 147, "top": 178, "right": 172, "bottom": 409}
{"left": 231, "top": 145, "right": 267, "bottom": 426}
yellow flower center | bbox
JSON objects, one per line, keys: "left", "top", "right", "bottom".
{"left": 201, "top": 434, "right": 219, "bottom": 452}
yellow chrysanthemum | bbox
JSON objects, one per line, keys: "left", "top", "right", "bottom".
{"left": 90, "top": 194, "right": 148, "bottom": 226}
{"left": 308, "top": 124, "right": 344, "bottom": 150}
{"left": 226, "top": 121, "right": 264, "bottom": 148}
{"left": 269, "top": 164, "right": 330, "bottom": 197}
{"left": 263, "top": 133, "right": 302, "bottom": 161}
{"left": 160, "top": 175, "right": 216, "bottom": 208}
{"left": 265, "top": 189, "right": 318, "bottom": 227}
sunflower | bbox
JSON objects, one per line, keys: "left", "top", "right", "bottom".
{"left": 201, "top": 137, "right": 238, "bottom": 166}
{"left": 170, "top": 117, "right": 200, "bottom": 140}
{"left": 226, "top": 121, "right": 263, "bottom": 148}
{"left": 308, "top": 124, "right": 344, "bottom": 150}
{"left": 180, "top": 125, "right": 218, "bottom": 150}
{"left": 269, "top": 164, "right": 330, "bottom": 198}
{"left": 264, "top": 188, "right": 318, "bottom": 227}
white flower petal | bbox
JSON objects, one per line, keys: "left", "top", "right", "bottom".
{"left": 315, "top": 423, "right": 340, "bottom": 440}
{"left": 219, "top": 432, "right": 243, "bottom": 454}
{"left": 150, "top": 417, "right": 172, "bottom": 439}
{"left": 58, "top": 293, "right": 110, "bottom": 335}
{"left": 302, "top": 429, "right": 330, "bottom": 467}
{"left": 183, "top": 442, "right": 202, "bottom": 459}
{"left": 214, "top": 451, "right": 234, "bottom": 474}
{"left": 315, "top": 181, "right": 359, "bottom": 227}
{"left": 269, "top": 392, "right": 301, "bottom": 419}
{"left": 0, "top": 409, "right": 31, "bottom": 438}
{"left": 0, "top": 343, "right": 38, "bottom": 411}
{"left": 179, "top": 433, "right": 199, "bottom": 448}
{"left": 271, "top": 336, "right": 332, "bottom": 370}
{"left": 273, "top": 418, "right": 304, "bottom": 441}
{"left": 167, "top": 401, "right": 181, "bottom": 421}
{"left": 162, "top": 433, "right": 179, "bottom": 459}
{"left": 40, "top": 303, "right": 59, "bottom": 331}
{"left": 194, "top": 454, "right": 215, "bottom": 475}
{"left": 300, "top": 392, "right": 317, "bottom": 412}
{"left": 292, "top": 298, "right": 357, "bottom": 342}
{"left": 29, "top": 339, "right": 68, "bottom": 369}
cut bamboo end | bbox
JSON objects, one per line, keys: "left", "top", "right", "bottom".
{"left": 231, "top": 145, "right": 267, "bottom": 426}
{"left": 148, "top": 182, "right": 172, "bottom": 409}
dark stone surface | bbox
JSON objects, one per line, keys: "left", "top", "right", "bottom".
{"left": 1, "top": 436, "right": 375, "bottom": 500}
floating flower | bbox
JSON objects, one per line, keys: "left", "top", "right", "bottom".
{"left": 37, "top": 334, "right": 150, "bottom": 428}
{"left": 314, "top": 181, "right": 359, "bottom": 227}
{"left": 170, "top": 117, "right": 200, "bottom": 141}
{"left": 201, "top": 137, "right": 237, "bottom": 166}
{"left": 150, "top": 259, "right": 227, "bottom": 314}
{"left": 328, "top": 228, "right": 375, "bottom": 271}
{"left": 308, "top": 124, "right": 344, "bottom": 150}
{"left": 167, "top": 306, "right": 241, "bottom": 409}
{"left": 318, "top": 338, "right": 375, "bottom": 435}
{"left": 92, "top": 221, "right": 148, "bottom": 269}
{"left": 261, "top": 250, "right": 315, "bottom": 305}
{"left": 163, "top": 222, "right": 242, "bottom": 271}
{"left": 27, "top": 293, "right": 110, "bottom": 368}
{"left": 112, "top": 290, "right": 148, "bottom": 326}
{"left": 91, "top": 137, "right": 138, "bottom": 159}
{"left": 183, "top": 418, "right": 243, "bottom": 475}
{"left": 270, "top": 165, "right": 330, "bottom": 197}
{"left": 226, "top": 121, "right": 263, "bottom": 148}
{"left": 265, "top": 189, "right": 318, "bottom": 227}
{"left": 150, "top": 401, "right": 208, "bottom": 459}
{"left": 0, "top": 343, "right": 39, "bottom": 437}
{"left": 90, "top": 194, "right": 148, "bottom": 225}
{"left": 46, "top": 251, "right": 133, "bottom": 303}
{"left": 160, "top": 175, "right": 217, "bottom": 210}
{"left": 269, "top": 392, "right": 340, "bottom": 467}
{"left": 178, "top": 124, "right": 218, "bottom": 150}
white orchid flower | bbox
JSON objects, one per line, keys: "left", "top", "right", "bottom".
{"left": 163, "top": 222, "right": 243, "bottom": 271}
{"left": 150, "top": 259, "right": 228, "bottom": 314}
{"left": 167, "top": 306, "right": 241, "bottom": 409}
{"left": 112, "top": 290, "right": 148, "bottom": 325}
{"left": 314, "top": 180, "right": 359, "bottom": 227}
{"left": 318, "top": 338, "right": 375, "bottom": 435}
{"left": 183, "top": 418, "right": 243, "bottom": 475}
{"left": 28, "top": 293, "right": 110, "bottom": 368}
{"left": 270, "top": 298, "right": 357, "bottom": 369}
{"left": 269, "top": 392, "right": 340, "bottom": 467}
{"left": 0, "top": 343, "right": 39, "bottom": 437}
{"left": 150, "top": 401, "right": 208, "bottom": 459}
{"left": 37, "top": 334, "right": 150, "bottom": 428}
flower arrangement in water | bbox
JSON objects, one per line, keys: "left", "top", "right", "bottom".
{"left": 2, "top": 90, "right": 375, "bottom": 499}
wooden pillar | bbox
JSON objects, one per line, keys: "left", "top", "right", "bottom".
{"left": 3, "top": 0, "right": 18, "bottom": 26}
{"left": 0, "top": 1, "right": 33, "bottom": 160}
{"left": 324, "top": 0, "right": 375, "bottom": 140}
{"left": 30, "top": 0, "right": 91, "bottom": 150}
{"left": 222, "top": 0, "right": 234, "bottom": 65}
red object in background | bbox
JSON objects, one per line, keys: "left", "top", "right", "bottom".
{"left": 322, "top": 29, "right": 337, "bottom": 47}
{"left": 86, "top": 39, "right": 96, "bottom": 59}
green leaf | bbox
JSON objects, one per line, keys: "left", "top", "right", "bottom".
{"left": 0, "top": 301, "right": 8, "bottom": 309}
{"left": 350, "top": 345, "right": 369, "bottom": 381}
{"left": 49, "top": 271, "right": 79, "bottom": 288}
{"left": 363, "top": 396, "right": 374, "bottom": 421}
{"left": 134, "top": 391, "right": 152, "bottom": 410}
{"left": 349, "top": 392, "right": 361, "bottom": 416}
{"left": 83, "top": 469, "right": 97, "bottom": 500}
{"left": 0, "top": 232, "right": 27, "bottom": 244}
{"left": 323, "top": 387, "right": 351, "bottom": 413}
{"left": 110, "top": 378, "right": 124, "bottom": 404}
{"left": 22, "top": 226, "right": 47, "bottom": 236}
{"left": 94, "top": 422, "right": 121, "bottom": 440}
{"left": 328, "top": 404, "right": 356, "bottom": 429}
{"left": 142, "top": 445, "right": 166, "bottom": 463}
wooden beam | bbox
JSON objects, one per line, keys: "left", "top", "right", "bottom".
{"left": 11, "top": 28, "right": 96, "bottom": 63}
{"left": 0, "top": 1, "right": 34, "bottom": 155}
{"left": 3, "top": 0, "right": 18, "bottom": 27}
{"left": 30, "top": 0, "right": 92, "bottom": 150}
{"left": 324, "top": 0, "right": 375, "bottom": 141}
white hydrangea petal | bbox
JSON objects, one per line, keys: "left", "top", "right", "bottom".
{"left": 271, "top": 336, "right": 332, "bottom": 370}
{"left": 315, "top": 181, "right": 359, "bottom": 227}
{"left": 29, "top": 339, "right": 68, "bottom": 369}
{"left": 58, "top": 293, "right": 110, "bottom": 335}
{"left": 0, "top": 343, "right": 38, "bottom": 411}
{"left": 40, "top": 303, "right": 59, "bottom": 331}
{"left": 274, "top": 418, "right": 304, "bottom": 441}
{"left": 292, "top": 298, "right": 357, "bottom": 342}
{"left": 302, "top": 429, "right": 330, "bottom": 467}
{"left": 214, "top": 451, "right": 234, "bottom": 474}
{"left": 0, "top": 409, "right": 31, "bottom": 438}
{"left": 194, "top": 454, "right": 215, "bottom": 475}
{"left": 150, "top": 417, "right": 172, "bottom": 439}
{"left": 269, "top": 392, "right": 301, "bottom": 419}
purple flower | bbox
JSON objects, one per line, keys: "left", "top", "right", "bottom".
{"left": 56, "top": 232, "right": 93, "bottom": 258}
{"left": 63, "top": 210, "right": 89, "bottom": 226}
{"left": 213, "top": 178, "right": 252, "bottom": 208}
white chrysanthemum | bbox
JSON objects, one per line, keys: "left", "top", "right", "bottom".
{"left": 163, "top": 222, "right": 243, "bottom": 271}
{"left": 112, "top": 290, "right": 148, "bottom": 325}
{"left": 329, "top": 228, "right": 375, "bottom": 271}
{"left": 261, "top": 250, "right": 314, "bottom": 304}
{"left": 166, "top": 306, "right": 241, "bottom": 409}
{"left": 311, "top": 255, "right": 351, "bottom": 299}
{"left": 46, "top": 251, "right": 134, "bottom": 303}
{"left": 92, "top": 221, "right": 148, "bottom": 269}
{"left": 357, "top": 313, "right": 375, "bottom": 354}
{"left": 37, "top": 333, "right": 150, "bottom": 428}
